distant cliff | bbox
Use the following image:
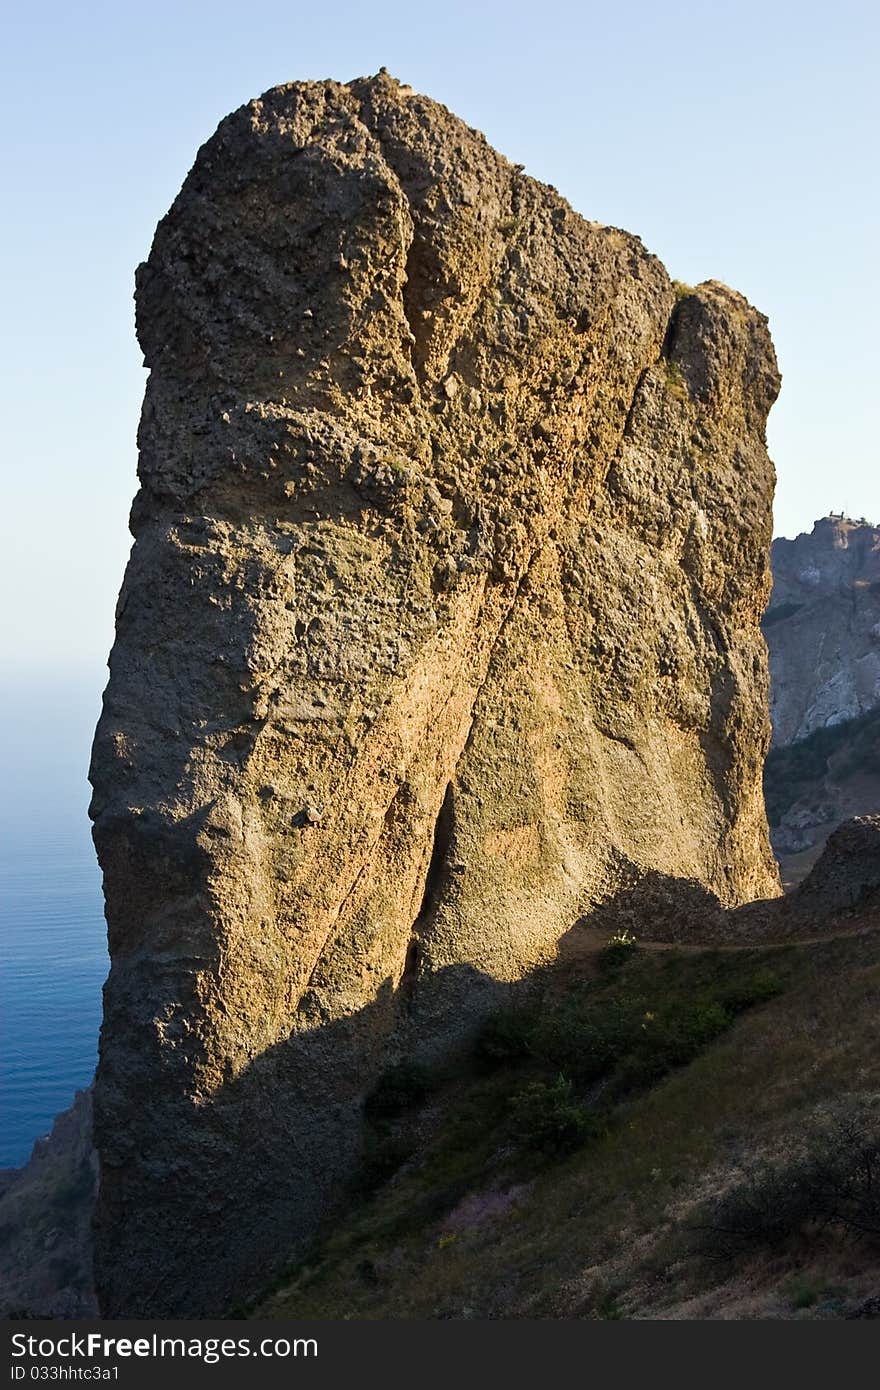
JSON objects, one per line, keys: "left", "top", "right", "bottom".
{"left": 763, "top": 517, "right": 880, "bottom": 875}
{"left": 766, "top": 516, "right": 880, "bottom": 747}
{"left": 89, "top": 71, "right": 780, "bottom": 1316}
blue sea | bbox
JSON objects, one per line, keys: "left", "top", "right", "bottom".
{"left": 0, "top": 673, "right": 108, "bottom": 1168}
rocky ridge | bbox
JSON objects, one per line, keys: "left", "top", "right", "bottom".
{"left": 0, "top": 1089, "right": 96, "bottom": 1318}
{"left": 89, "top": 71, "right": 781, "bottom": 1316}
{"left": 766, "top": 515, "right": 880, "bottom": 748}
{"left": 763, "top": 516, "right": 880, "bottom": 874}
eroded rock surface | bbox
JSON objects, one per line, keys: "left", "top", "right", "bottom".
{"left": 90, "top": 71, "right": 780, "bottom": 1315}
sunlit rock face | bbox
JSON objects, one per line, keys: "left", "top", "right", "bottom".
{"left": 89, "top": 71, "right": 780, "bottom": 1316}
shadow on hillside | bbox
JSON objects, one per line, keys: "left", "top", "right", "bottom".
{"left": 93, "top": 816, "right": 880, "bottom": 1317}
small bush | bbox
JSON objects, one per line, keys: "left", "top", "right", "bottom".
{"left": 475, "top": 952, "right": 784, "bottom": 1160}
{"left": 585, "top": 1277, "right": 627, "bottom": 1319}
{"left": 498, "top": 215, "right": 522, "bottom": 238}
{"left": 667, "top": 1001, "right": 731, "bottom": 1055}
{"left": 599, "top": 929, "right": 640, "bottom": 975}
{"left": 785, "top": 1274, "right": 844, "bottom": 1310}
{"left": 509, "top": 1076, "right": 599, "bottom": 1154}
{"left": 529, "top": 995, "right": 641, "bottom": 1084}
{"left": 530, "top": 993, "right": 733, "bottom": 1097}
{"left": 663, "top": 360, "right": 690, "bottom": 402}
{"left": 697, "top": 1099, "right": 880, "bottom": 1255}
{"left": 478, "top": 1008, "right": 536, "bottom": 1066}
{"left": 607, "top": 1000, "right": 732, "bottom": 1098}
{"left": 364, "top": 1062, "right": 433, "bottom": 1120}
{"left": 720, "top": 968, "right": 783, "bottom": 1013}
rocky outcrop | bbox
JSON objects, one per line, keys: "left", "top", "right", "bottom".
{"left": 734, "top": 813, "right": 880, "bottom": 939}
{"left": 784, "top": 814, "right": 880, "bottom": 919}
{"left": 596, "top": 814, "right": 880, "bottom": 946}
{"left": 89, "top": 71, "right": 781, "bottom": 1316}
{"left": 766, "top": 516, "right": 880, "bottom": 748}
{"left": 0, "top": 1089, "right": 96, "bottom": 1318}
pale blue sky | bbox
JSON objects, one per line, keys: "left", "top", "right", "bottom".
{"left": 1, "top": 0, "right": 878, "bottom": 682}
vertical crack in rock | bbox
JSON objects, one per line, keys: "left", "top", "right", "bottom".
{"left": 415, "top": 781, "right": 456, "bottom": 930}
{"left": 401, "top": 230, "right": 439, "bottom": 390}
{"left": 400, "top": 781, "right": 456, "bottom": 1007}
{"left": 89, "top": 71, "right": 782, "bottom": 1316}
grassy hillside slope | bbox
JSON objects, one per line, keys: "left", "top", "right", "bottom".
{"left": 247, "top": 917, "right": 880, "bottom": 1320}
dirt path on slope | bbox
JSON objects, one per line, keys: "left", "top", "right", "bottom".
{"left": 555, "top": 906, "right": 880, "bottom": 970}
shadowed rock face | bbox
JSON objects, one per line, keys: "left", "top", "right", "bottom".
{"left": 89, "top": 71, "right": 781, "bottom": 1316}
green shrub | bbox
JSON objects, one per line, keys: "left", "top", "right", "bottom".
{"left": 665, "top": 1000, "right": 731, "bottom": 1055}
{"left": 663, "top": 360, "right": 690, "bottom": 402}
{"left": 784, "top": 1274, "right": 844, "bottom": 1310}
{"left": 606, "top": 1000, "right": 731, "bottom": 1097}
{"left": 599, "top": 929, "right": 640, "bottom": 975}
{"left": 528, "top": 994, "right": 642, "bottom": 1084}
{"left": 509, "top": 1076, "right": 599, "bottom": 1154}
{"left": 529, "top": 993, "right": 733, "bottom": 1097}
{"left": 720, "top": 968, "right": 783, "bottom": 1013}
{"left": 478, "top": 1008, "right": 536, "bottom": 1066}
{"left": 475, "top": 953, "right": 785, "bottom": 1156}
{"left": 586, "top": 1278, "right": 627, "bottom": 1319}
{"left": 364, "top": 1062, "right": 433, "bottom": 1120}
